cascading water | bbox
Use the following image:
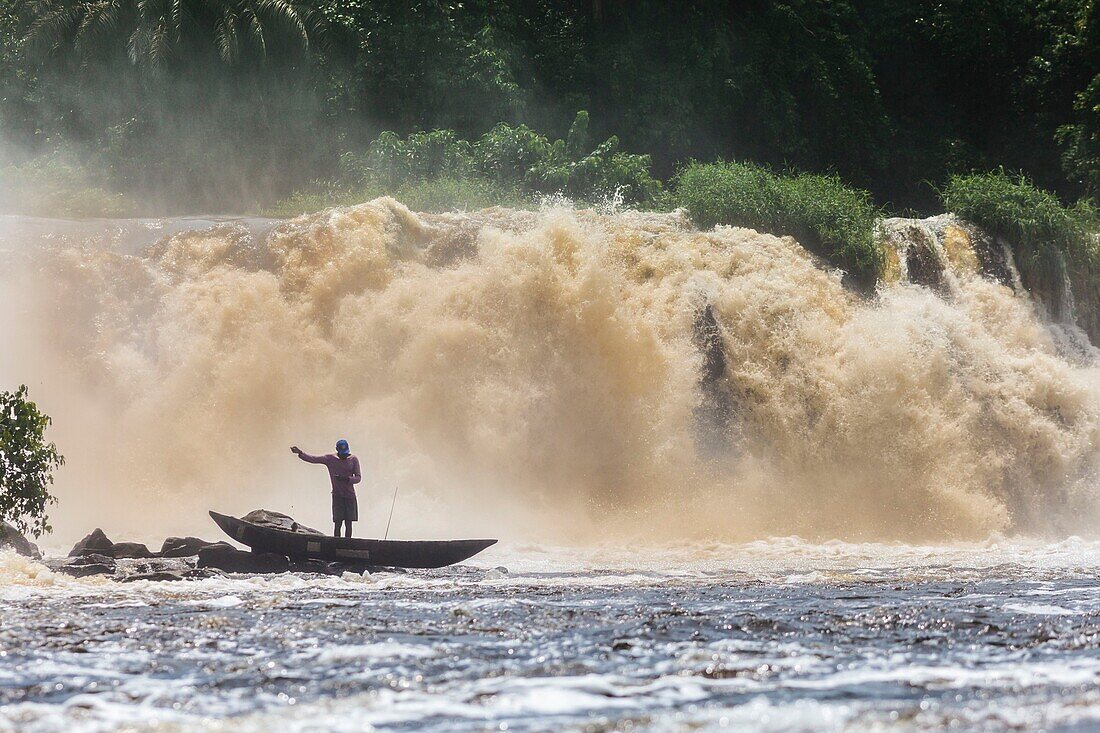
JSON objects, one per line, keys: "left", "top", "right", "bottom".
{"left": 0, "top": 200, "right": 1097, "bottom": 544}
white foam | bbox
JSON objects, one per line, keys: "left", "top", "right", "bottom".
{"left": 308, "top": 642, "right": 437, "bottom": 664}
{"left": 1003, "top": 602, "right": 1078, "bottom": 616}
{"left": 183, "top": 595, "right": 244, "bottom": 608}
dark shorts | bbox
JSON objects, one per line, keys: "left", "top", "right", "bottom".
{"left": 332, "top": 494, "right": 358, "bottom": 522}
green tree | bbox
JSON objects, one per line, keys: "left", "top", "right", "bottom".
{"left": 1059, "top": 76, "right": 1100, "bottom": 199}
{"left": 0, "top": 385, "right": 63, "bottom": 537}
{"left": 20, "top": 0, "right": 321, "bottom": 67}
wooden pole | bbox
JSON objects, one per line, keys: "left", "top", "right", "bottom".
{"left": 384, "top": 485, "right": 399, "bottom": 540}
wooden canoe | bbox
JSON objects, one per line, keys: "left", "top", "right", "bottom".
{"left": 209, "top": 511, "right": 497, "bottom": 569}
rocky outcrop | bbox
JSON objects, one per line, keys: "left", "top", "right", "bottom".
{"left": 878, "top": 215, "right": 1015, "bottom": 292}
{"left": 56, "top": 553, "right": 116, "bottom": 577}
{"left": 904, "top": 239, "right": 947, "bottom": 292}
{"left": 160, "top": 536, "right": 225, "bottom": 558}
{"left": 692, "top": 302, "right": 734, "bottom": 457}
{"left": 0, "top": 521, "right": 41, "bottom": 559}
{"left": 111, "top": 542, "right": 154, "bottom": 559}
{"left": 288, "top": 559, "right": 337, "bottom": 575}
{"left": 69, "top": 530, "right": 156, "bottom": 558}
{"left": 196, "top": 544, "right": 289, "bottom": 573}
{"left": 69, "top": 529, "right": 115, "bottom": 557}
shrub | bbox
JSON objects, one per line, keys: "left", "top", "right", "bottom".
{"left": 331, "top": 112, "right": 664, "bottom": 209}
{"left": 342, "top": 130, "right": 477, "bottom": 187}
{"left": 473, "top": 123, "right": 553, "bottom": 188}
{"left": 675, "top": 161, "right": 883, "bottom": 287}
{"left": 0, "top": 154, "right": 134, "bottom": 218}
{"left": 942, "top": 171, "right": 1099, "bottom": 331}
{"left": 0, "top": 385, "right": 62, "bottom": 537}
{"left": 560, "top": 137, "right": 663, "bottom": 205}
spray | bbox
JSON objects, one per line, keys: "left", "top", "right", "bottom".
{"left": 0, "top": 199, "right": 1097, "bottom": 545}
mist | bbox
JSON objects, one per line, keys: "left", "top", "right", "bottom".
{"left": 1, "top": 200, "right": 1096, "bottom": 548}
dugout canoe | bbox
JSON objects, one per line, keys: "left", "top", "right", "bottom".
{"left": 209, "top": 511, "right": 496, "bottom": 569}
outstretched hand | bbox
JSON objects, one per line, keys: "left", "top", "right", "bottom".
{"left": 290, "top": 446, "right": 301, "bottom": 455}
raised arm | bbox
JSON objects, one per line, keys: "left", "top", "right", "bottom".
{"left": 291, "top": 446, "right": 326, "bottom": 464}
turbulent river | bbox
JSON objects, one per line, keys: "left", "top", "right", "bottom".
{"left": 2, "top": 541, "right": 1099, "bottom": 732}
{"left": 0, "top": 202, "right": 1098, "bottom": 731}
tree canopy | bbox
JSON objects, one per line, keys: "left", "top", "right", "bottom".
{"left": 0, "top": 0, "right": 1097, "bottom": 213}
{"left": 0, "top": 385, "right": 62, "bottom": 537}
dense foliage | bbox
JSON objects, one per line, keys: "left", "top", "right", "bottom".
{"left": 337, "top": 113, "right": 661, "bottom": 205}
{"left": 1, "top": 0, "right": 1098, "bottom": 213}
{"left": 0, "top": 386, "right": 62, "bottom": 537}
{"left": 675, "top": 162, "right": 883, "bottom": 288}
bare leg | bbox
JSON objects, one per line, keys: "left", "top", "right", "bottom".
{"left": 333, "top": 522, "right": 340, "bottom": 538}
{"left": 343, "top": 520, "right": 353, "bottom": 538}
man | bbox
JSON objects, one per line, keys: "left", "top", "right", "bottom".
{"left": 291, "top": 440, "right": 362, "bottom": 538}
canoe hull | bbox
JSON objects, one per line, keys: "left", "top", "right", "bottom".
{"left": 209, "top": 511, "right": 496, "bottom": 569}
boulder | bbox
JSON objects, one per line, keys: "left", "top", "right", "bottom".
{"left": 58, "top": 555, "right": 116, "bottom": 577}
{"left": 197, "top": 545, "right": 289, "bottom": 574}
{"left": 184, "top": 567, "right": 224, "bottom": 580}
{"left": 160, "top": 536, "right": 223, "bottom": 558}
{"left": 192, "top": 541, "right": 235, "bottom": 555}
{"left": 0, "top": 521, "right": 41, "bottom": 559}
{"left": 111, "top": 542, "right": 155, "bottom": 559}
{"left": 288, "top": 559, "right": 337, "bottom": 575}
{"left": 69, "top": 553, "right": 115, "bottom": 567}
{"left": 69, "top": 529, "right": 115, "bottom": 557}
{"left": 905, "top": 240, "right": 947, "bottom": 292}
{"left": 241, "top": 509, "right": 323, "bottom": 535}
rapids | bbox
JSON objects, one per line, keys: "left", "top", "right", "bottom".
{"left": 1, "top": 539, "right": 1099, "bottom": 732}
{"left": 0, "top": 201, "right": 1097, "bottom": 545}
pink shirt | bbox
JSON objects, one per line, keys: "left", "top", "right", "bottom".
{"left": 297, "top": 452, "right": 362, "bottom": 498}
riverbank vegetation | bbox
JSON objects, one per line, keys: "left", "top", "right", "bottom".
{"left": 2, "top": 0, "right": 1097, "bottom": 215}
{"left": 267, "top": 113, "right": 663, "bottom": 216}
{"left": 943, "top": 171, "right": 1100, "bottom": 334}
{"left": 674, "top": 162, "right": 882, "bottom": 288}
{"left": 0, "top": 385, "right": 62, "bottom": 537}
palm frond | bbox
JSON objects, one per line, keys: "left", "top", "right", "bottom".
{"left": 213, "top": 4, "right": 239, "bottom": 63}
{"left": 24, "top": 2, "right": 83, "bottom": 57}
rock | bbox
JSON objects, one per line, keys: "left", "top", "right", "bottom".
{"left": 184, "top": 567, "right": 224, "bottom": 580}
{"left": 70, "top": 530, "right": 155, "bottom": 559}
{"left": 53, "top": 553, "right": 117, "bottom": 578}
{"left": 241, "top": 509, "right": 323, "bottom": 535}
{"left": 69, "top": 553, "right": 116, "bottom": 567}
{"left": 69, "top": 528, "right": 114, "bottom": 557}
{"left": 59, "top": 562, "right": 115, "bottom": 578}
{"left": 160, "top": 536, "right": 223, "bottom": 557}
{"left": 197, "top": 545, "right": 289, "bottom": 574}
{"left": 691, "top": 302, "right": 734, "bottom": 458}
{"left": 123, "top": 557, "right": 193, "bottom": 575}
{"left": 288, "top": 559, "right": 338, "bottom": 575}
{"left": 905, "top": 240, "right": 947, "bottom": 292}
{"left": 0, "top": 521, "right": 41, "bottom": 559}
{"left": 121, "top": 571, "right": 187, "bottom": 582}
{"left": 193, "top": 541, "right": 235, "bottom": 555}
{"left": 111, "top": 542, "right": 155, "bottom": 559}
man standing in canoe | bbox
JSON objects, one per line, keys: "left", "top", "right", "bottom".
{"left": 291, "top": 440, "right": 362, "bottom": 538}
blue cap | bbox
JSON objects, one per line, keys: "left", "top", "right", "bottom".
{"left": 335, "top": 439, "right": 350, "bottom": 456}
